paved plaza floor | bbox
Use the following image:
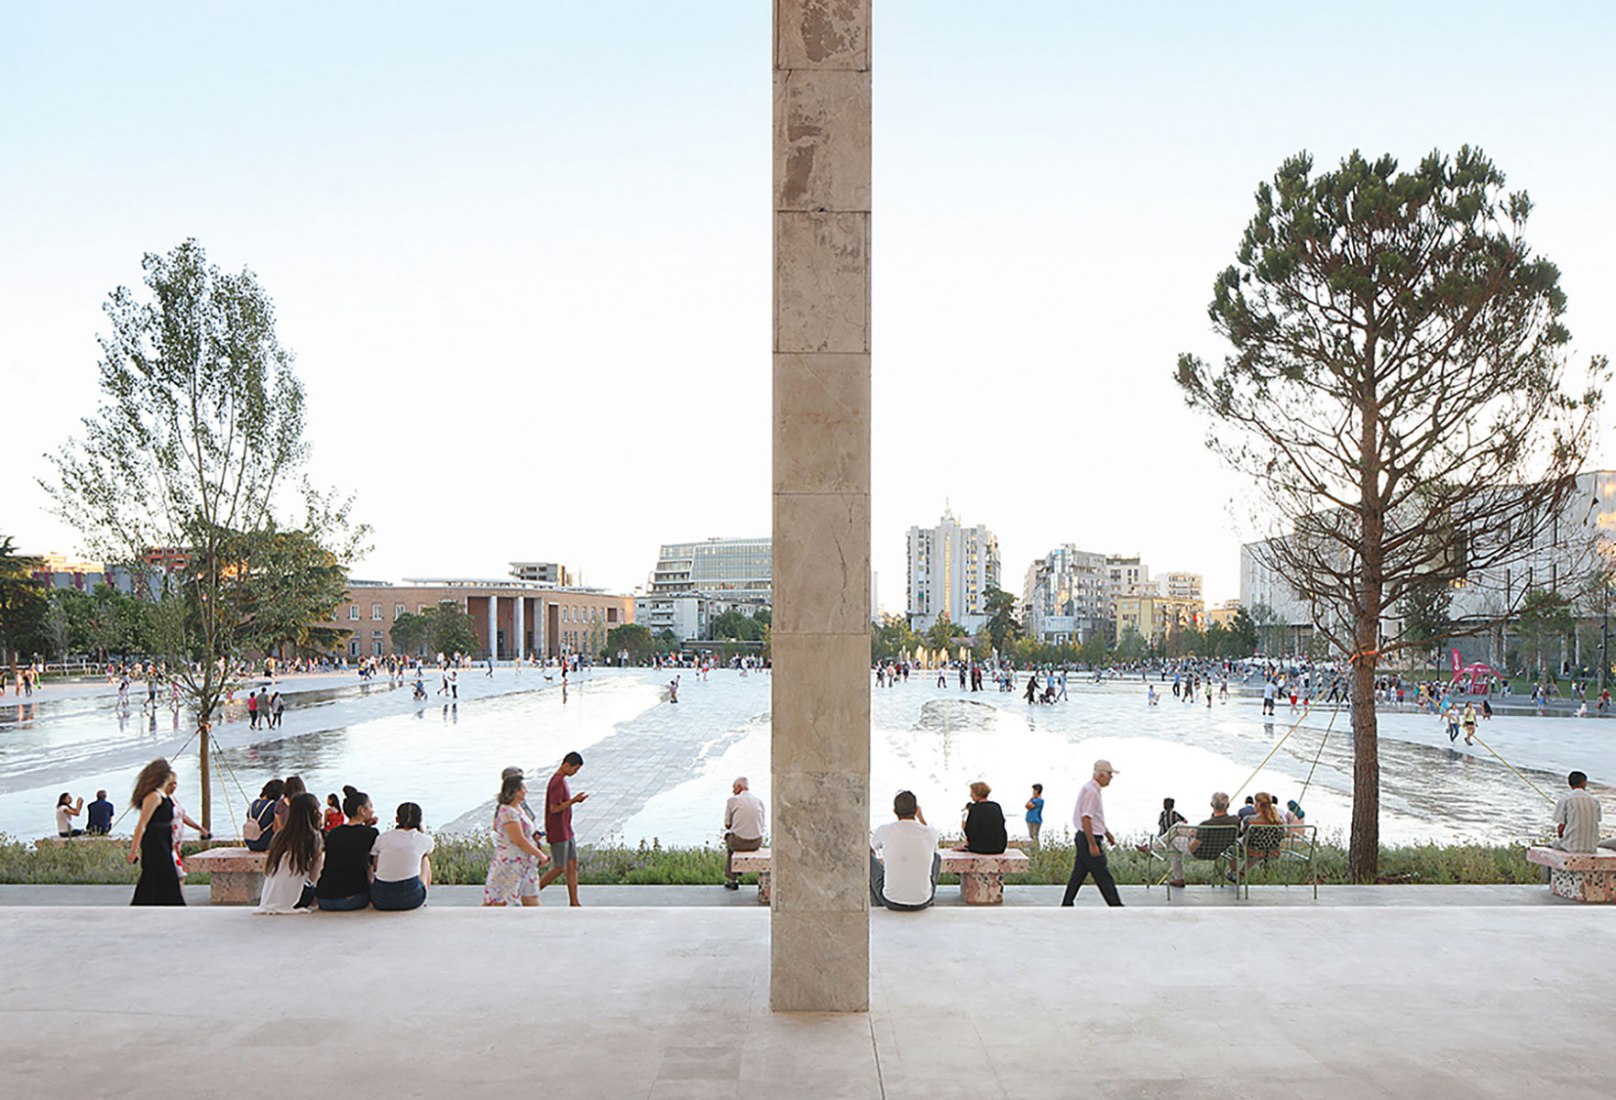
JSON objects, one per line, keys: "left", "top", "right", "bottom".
{"left": 4, "top": 895, "right": 1609, "bottom": 1098}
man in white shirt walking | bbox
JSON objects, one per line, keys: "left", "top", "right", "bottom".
{"left": 723, "top": 776, "right": 766, "bottom": 890}
{"left": 1060, "top": 759, "right": 1125, "bottom": 907}
{"left": 870, "top": 791, "right": 942, "bottom": 910}
{"left": 1552, "top": 771, "right": 1606, "bottom": 853}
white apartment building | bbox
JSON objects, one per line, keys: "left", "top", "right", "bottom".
{"left": 1239, "top": 470, "right": 1616, "bottom": 663}
{"left": 1021, "top": 546, "right": 1110, "bottom": 644}
{"left": 906, "top": 509, "right": 1001, "bottom": 634}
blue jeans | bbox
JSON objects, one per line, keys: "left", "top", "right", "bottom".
{"left": 371, "top": 876, "right": 426, "bottom": 911}
{"left": 316, "top": 890, "right": 370, "bottom": 911}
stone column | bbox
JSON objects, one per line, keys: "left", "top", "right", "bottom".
{"left": 771, "top": 0, "right": 871, "bottom": 1014}
{"left": 514, "top": 597, "right": 526, "bottom": 662}
{"left": 486, "top": 595, "right": 499, "bottom": 661}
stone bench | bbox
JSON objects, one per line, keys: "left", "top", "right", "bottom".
{"left": 185, "top": 847, "right": 267, "bottom": 905}
{"left": 731, "top": 848, "right": 1031, "bottom": 906}
{"left": 1526, "top": 846, "right": 1616, "bottom": 902}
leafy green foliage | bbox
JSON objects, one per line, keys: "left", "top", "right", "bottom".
{"left": 0, "top": 537, "right": 50, "bottom": 669}
{"left": 607, "top": 623, "right": 656, "bottom": 662}
{"left": 42, "top": 240, "right": 367, "bottom": 828}
{"left": 708, "top": 610, "right": 766, "bottom": 643}
{"left": 982, "top": 586, "right": 1021, "bottom": 655}
{"left": 1175, "top": 147, "right": 1605, "bottom": 881}
{"left": 924, "top": 614, "right": 966, "bottom": 656}
{"left": 422, "top": 600, "right": 480, "bottom": 658}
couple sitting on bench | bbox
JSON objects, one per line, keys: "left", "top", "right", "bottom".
{"left": 870, "top": 783, "right": 1010, "bottom": 909}
{"left": 1144, "top": 791, "right": 1248, "bottom": 887}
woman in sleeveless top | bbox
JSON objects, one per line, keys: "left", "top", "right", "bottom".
{"left": 129, "top": 758, "right": 185, "bottom": 906}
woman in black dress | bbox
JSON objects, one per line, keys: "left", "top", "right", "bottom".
{"left": 129, "top": 757, "right": 184, "bottom": 906}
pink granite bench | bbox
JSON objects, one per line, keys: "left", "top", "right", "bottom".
{"left": 732, "top": 848, "right": 1030, "bottom": 906}
{"left": 185, "top": 847, "right": 267, "bottom": 904}
{"left": 1525, "top": 846, "right": 1616, "bottom": 902}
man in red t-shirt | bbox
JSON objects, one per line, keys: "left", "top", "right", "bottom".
{"left": 539, "top": 751, "right": 588, "bottom": 906}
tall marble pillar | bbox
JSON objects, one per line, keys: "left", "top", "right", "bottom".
{"left": 486, "top": 595, "right": 499, "bottom": 661}
{"left": 771, "top": 0, "right": 871, "bottom": 1014}
{"left": 514, "top": 597, "right": 526, "bottom": 662}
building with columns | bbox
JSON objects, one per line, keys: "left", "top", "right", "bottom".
{"left": 906, "top": 509, "right": 1000, "bottom": 634}
{"left": 336, "top": 578, "right": 633, "bottom": 661}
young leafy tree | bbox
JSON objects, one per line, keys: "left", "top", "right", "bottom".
{"left": 1176, "top": 148, "right": 1604, "bottom": 880}
{"left": 0, "top": 537, "right": 49, "bottom": 673}
{"left": 1227, "top": 607, "right": 1259, "bottom": 658}
{"left": 982, "top": 586, "right": 1022, "bottom": 655}
{"left": 924, "top": 613, "right": 965, "bottom": 658}
{"left": 423, "top": 600, "right": 479, "bottom": 658}
{"left": 1398, "top": 578, "right": 1454, "bottom": 680}
{"left": 1515, "top": 588, "right": 1574, "bottom": 682}
{"left": 607, "top": 622, "right": 656, "bottom": 664}
{"left": 390, "top": 612, "right": 430, "bottom": 658}
{"left": 237, "top": 525, "right": 354, "bottom": 660}
{"left": 45, "top": 240, "right": 364, "bottom": 828}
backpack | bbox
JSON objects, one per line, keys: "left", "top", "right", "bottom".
{"left": 243, "top": 799, "right": 273, "bottom": 842}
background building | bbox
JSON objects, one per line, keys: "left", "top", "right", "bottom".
{"left": 337, "top": 578, "right": 633, "bottom": 661}
{"left": 1239, "top": 469, "right": 1616, "bottom": 664}
{"left": 1161, "top": 570, "right": 1206, "bottom": 629}
{"left": 1116, "top": 593, "right": 1168, "bottom": 645}
{"left": 509, "top": 561, "right": 574, "bottom": 586}
{"left": 637, "top": 536, "right": 772, "bottom": 642}
{"left": 29, "top": 552, "right": 146, "bottom": 595}
{"left": 906, "top": 509, "right": 1001, "bottom": 634}
{"left": 1021, "top": 545, "right": 1109, "bottom": 644}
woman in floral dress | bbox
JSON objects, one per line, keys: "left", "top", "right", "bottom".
{"left": 483, "top": 771, "right": 549, "bottom": 906}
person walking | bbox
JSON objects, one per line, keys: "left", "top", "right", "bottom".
{"left": 538, "top": 752, "right": 588, "bottom": 906}
{"left": 484, "top": 773, "right": 548, "bottom": 907}
{"left": 128, "top": 758, "right": 184, "bottom": 906}
{"left": 1060, "top": 760, "right": 1124, "bottom": 908}
{"left": 722, "top": 776, "right": 766, "bottom": 890}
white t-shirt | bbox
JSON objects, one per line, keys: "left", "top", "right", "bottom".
{"left": 56, "top": 805, "right": 75, "bottom": 834}
{"left": 372, "top": 829, "right": 435, "bottom": 883}
{"left": 870, "top": 819, "right": 941, "bottom": 907}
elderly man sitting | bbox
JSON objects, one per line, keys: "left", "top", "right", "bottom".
{"left": 1189, "top": 791, "right": 1242, "bottom": 879}
{"left": 723, "top": 776, "right": 766, "bottom": 890}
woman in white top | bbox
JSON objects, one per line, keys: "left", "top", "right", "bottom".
{"left": 55, "top": 793, "right": 85, "bottom": 837}
{"left": 257, "top": 793, "right": 324, "bottom": 914}
{"left": 371, "top": 802, "right": 434, "bottom": 911}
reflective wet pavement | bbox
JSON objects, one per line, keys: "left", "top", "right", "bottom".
{"left": 4, "top": 668, "right": 1614, "bottom": 845}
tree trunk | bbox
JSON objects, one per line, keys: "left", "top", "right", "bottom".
{"left": 199, "top": 720, "right": 211, "bottom": 834}
{"left": 1348, "top": 621, "right": 1381, "bottom": 882}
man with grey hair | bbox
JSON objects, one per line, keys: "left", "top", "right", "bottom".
{"left": 723, "top": 776, "right": 766, "bottom": 890}
{"left": 1060, "top": 760, "right": 1124, "bottom": 907}
{"left": 1190, "top": 791, "right": 1241, "bottom": 865}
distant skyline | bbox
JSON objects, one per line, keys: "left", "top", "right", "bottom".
{"left": 4, "top": 1, "right": 1613, "bottom": 609}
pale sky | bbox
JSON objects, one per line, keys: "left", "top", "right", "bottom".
{"left": 4, "top": 1, "right": 1613, "bottom": 608}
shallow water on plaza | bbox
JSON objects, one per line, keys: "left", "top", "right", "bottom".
{"left": 2, "top": 668, "right": 1611, "bottom": 845}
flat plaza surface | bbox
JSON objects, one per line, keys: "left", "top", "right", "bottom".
{"left": 4, "top": 896, "right": 1610, "bottom": 1099}
{"left": 8, "top": 668, "right": 1616, "bottom": 846}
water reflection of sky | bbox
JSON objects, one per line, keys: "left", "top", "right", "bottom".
{"left": 3, "top": 670, "right": 1612, "bottom": 845}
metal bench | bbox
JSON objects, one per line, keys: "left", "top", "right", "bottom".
{"left": 731, "top": 848, "right": 1030, "bottom": 906}
{"left": 1525, "top": 846, "right": 1616, "bottom": 902}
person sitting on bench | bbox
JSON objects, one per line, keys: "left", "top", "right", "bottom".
{"left": 870, "top": 790, "right": 941, "bottom": 910}
{"left": 1189, "top": 791, "right": 1241, "bottom": 875}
